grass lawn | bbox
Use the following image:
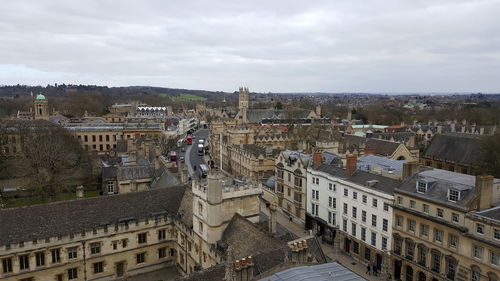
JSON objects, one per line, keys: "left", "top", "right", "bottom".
{"left": 4, "top": 191, "right": 99, "bottom": 208}
{"left": 170, "top": 93, "right": 207, "bottom": 102}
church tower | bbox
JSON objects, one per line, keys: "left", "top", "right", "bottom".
{"left": 238, "top": 87, "right": 249, "bottom": 123}
{"left": 34, "top": 93, "right": 49, "bottom": 120}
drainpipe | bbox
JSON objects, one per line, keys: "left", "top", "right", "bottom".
{"left": 82, "top": 241, "right": 88, "bottom": 281}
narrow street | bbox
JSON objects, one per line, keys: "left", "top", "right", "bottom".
{"left": 183, "top": 129, "right": 208, "bottom": 178}
{"left": 271, "top": 210, "right": 385, "bottom": 281}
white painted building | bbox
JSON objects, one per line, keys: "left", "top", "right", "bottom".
{"left": 306, "top": 162, "right": 400, "bottom": 272}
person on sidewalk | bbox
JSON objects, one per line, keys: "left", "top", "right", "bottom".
{"left": 372, "top": 264, "right": 378, "bottom": 276}
{"left": 366, "top": 264, "right": 371, "bottom": 275}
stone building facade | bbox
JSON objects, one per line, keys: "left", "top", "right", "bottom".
{"left": 391, "top": 169, "right": 500, "bottom": 281}
{"left": 0, "top": 172, "right": 263, "bottom": 281}
{"left": 306, "top": 160, "right": 399, "bottom": 279}
{"left": 274, "top": 150, "right": 312, "bottom": 226}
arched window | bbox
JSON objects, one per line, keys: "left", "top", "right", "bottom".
{"left": 445, "top": 255, "right": 458, "bottom": 280}
{"left": 488, "top": 272, "right": 499, "bottom": 281}
{"left": 417, "top": 244, "right": 427, "bottom": 266}
{"left": 471, "top": 265, "right": 481, "bottom": 281}
{"left": 431, "top": 249, "right": 441, "bottom": 273}
{"left": 418, "top": 271, "right": 426, "bottom": 281}
{"left": 405, "top": 239, "right": 415, "bottom": 261}
{"left": 393, "top": 234, "right": 403, "bottom": 255}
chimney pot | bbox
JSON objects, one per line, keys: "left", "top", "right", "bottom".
{"left": 241, "top": 257, "right": 247, "bottom": 267}
{"left": 235, "top": 260, "right": 241, "bottom": 270}
{"left": 302, "top": 240, "right": 308, "bottom": 249}
{"left": 247, "top": 256, "right": 253, "bottom": 265}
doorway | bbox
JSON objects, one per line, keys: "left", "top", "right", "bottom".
{"left": 406, "top": 265, "right": 414, "bottom": 281}
{"left": 394, "top": 260, "right": 402, "bottom": 280}
{"left": 376, "top": 253, "right": 382, "bottom": 271}
{"left": 344, "top": 238, "right": 351, "bottom": 253}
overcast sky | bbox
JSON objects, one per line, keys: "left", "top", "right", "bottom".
{"left": 0, "top": 0, "right": 499, "bottom": 93}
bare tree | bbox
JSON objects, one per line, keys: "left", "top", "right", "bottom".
{"left": 10, "top": 120, "right": 93, "bottom": 196}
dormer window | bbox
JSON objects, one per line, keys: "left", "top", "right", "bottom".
{"left": 448, "top": 189, "right": 460, "bottom": 202}
{"left": 417, "top": 181, "right": 427, "bottom": 193}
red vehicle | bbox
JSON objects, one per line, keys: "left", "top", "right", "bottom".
{"left": 186, "top": 135, "right": 193, "bottom": 145}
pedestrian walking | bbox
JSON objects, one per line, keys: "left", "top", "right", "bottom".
{"left": 366, "top": 264, "right": 371, "bottom": 275}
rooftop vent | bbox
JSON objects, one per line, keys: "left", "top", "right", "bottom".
{"left": 365, "top": 180, "right": 379, "bottom": 187}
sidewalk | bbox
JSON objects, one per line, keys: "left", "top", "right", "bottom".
{"left": 275, "top": 211, "right": 385, "bottom": 281}
{"left": 322, "top": 243, "right": 385, "bottom": 281}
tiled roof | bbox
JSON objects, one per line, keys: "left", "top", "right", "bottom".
{"left": 0, "top": 186, "right": 188, "bottom": 246}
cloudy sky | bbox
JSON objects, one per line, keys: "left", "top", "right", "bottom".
{"left": 0, "top": 0, "right": 499, "bottom": 93}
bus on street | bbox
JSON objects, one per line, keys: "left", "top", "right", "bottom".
{"left": 199, "top": 164, "right": 209, "bottom": 178}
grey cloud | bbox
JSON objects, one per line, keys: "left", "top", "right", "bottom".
{"left": 0, "top": 0, "right": 499, "bottom": 92}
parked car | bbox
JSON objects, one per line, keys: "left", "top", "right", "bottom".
{"left": 180, "top": 156, "right": 185, "bottom": 163}
{"left": 181, "top": 147, "right": 186, "bottom": 152}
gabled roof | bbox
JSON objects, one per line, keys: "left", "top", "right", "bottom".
{"left": 365, "top": 138, "right": 402, "bottom": 157}
{"left": 221, "top": 213, "right": 286, "bottom": 259}
{"left": 117, "top": 165, "right": 155, "bottom": 181}
{"left": 422, "top": 134, "right": 481, "bottom": 166}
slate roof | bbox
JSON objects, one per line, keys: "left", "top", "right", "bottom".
{"left": 315, "top": 164, "right": 346, "bottom": 178}
{"left": 246, "top": 109, "right": 314, "bottom": 124}
{"left": 475, "top": 206, "right": 500, "bottom": 221}
{"left": 422, "top": 134, "right": 481, "bottom": 166}
{"left": 373, "top": 132, "right": 414, "bottom": 143}
{"left": 365, "top": 138, "right": 402, "bottom": 157}
{"left": 117, "top": 165, "right": 155, "bottom": 181}
{"left": 176, "top": 263, "right": 226, "bottom": 281}
{"left": 241, "top": 144, "right": 281, "bottom": 158}
{"left": 396, "top": 169, "right": 477, "bottom": 209}
{"left": 281, "top": 150, "right": 312, "bottom": 168}
{"left": 347, "top": 170, "right": 401, "bottom": 195}
{"left": 0, "top": 186, "right": 187, "bottom": 246}
{"left": 263, "top": 176, "right": 276, "bottom": 189}
{"left": 221, "top": 213, "right": 287, "bottom": 259}
{"left": 150, "top": 167, "right": 180, "bottom": 189}
{"left": 357, "top": 154, "right": 405, "bottom": 175}
{"left": 314, "top": 164, "right": 400, "bottom": 195}
{"left": 102, "top": 166, "right": 118, "bottom": 179}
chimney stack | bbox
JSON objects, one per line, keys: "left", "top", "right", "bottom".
{"left": 346, "top": 155, "right": 357, "bottom": 176}
{"left": 313, "top": 151, "right": 322, "bottom": 168}
{"left": 476, "top": 175, "right": 494, "bottom": 211}
{"left": 269, "top": 203, "right": 277, "bottom": 234}
{"left": 402, "top": 161, "right": 420, "bottom": 179}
